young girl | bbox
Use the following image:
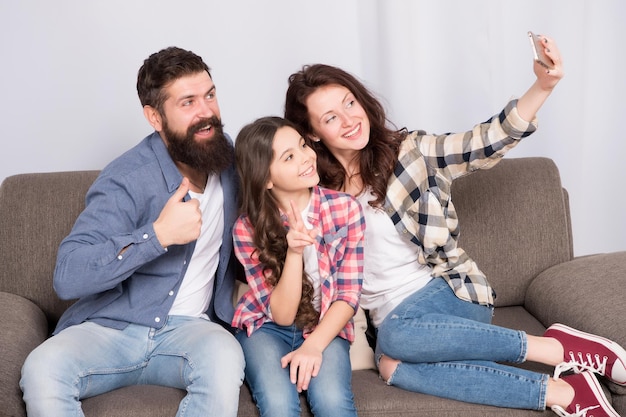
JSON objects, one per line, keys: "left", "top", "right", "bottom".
{"left": 284, "top": 36, "right": 625, "bottom": 417}
{"left": 232, "top": 116, "right": 365, "bottom": 417}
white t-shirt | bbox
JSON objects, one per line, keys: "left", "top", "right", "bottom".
{"left": 356, "top": 189, "right": 433, "bottom": 327}
{"left": 301, "top": 197, "right": 322, "bottom": 312}
{"left": 169, "top": 175, "right": 224, "bottom": 319}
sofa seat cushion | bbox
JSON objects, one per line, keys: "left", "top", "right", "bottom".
{"left": 82, "top": 385, "right": 183, "bottom": 417}
{"left": 76, "top": 305, "right": 612, "bottom": 417}
{"left": 351, "top": 369, "right": 553, "bottom": 416}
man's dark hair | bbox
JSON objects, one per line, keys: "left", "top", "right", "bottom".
{"left": 137, "top": 46, "right": 211, "bottom": 113}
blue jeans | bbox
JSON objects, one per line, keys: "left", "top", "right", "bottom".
{"left": 236, "top": 322, "right": 357, "bottom": 417}
{"left": 20, "top": 316, "right": 245, "bottom": 417}
{"left": 375, "top": 278, "right": 548, "bottom": 410}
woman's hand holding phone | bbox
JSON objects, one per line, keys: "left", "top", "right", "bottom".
{"left": 528, "top": 31, "right": 555, "bottom": 70}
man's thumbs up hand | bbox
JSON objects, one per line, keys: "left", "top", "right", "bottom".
{"left": 154, "top": 178, "right": 202, "bottom": 248}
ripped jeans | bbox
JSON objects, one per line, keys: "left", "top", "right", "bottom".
{"left": 375, "top": 278, "right": 548, "bottom": 410}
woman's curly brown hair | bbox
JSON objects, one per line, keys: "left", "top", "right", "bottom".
{"left": 284, "top": 64, "right": 406, "bottom": 206}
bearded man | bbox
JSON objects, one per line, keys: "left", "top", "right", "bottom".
{"left": 20, "top": 47, "right": 245, "bottom": 417}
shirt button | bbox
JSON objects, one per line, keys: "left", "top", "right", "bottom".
{"left": 154, "top": 317, "right": 161, "bottom": 323}
{"left": 117, "top": 255, "right": 123, "bottom": 260}
{"left": 183, "top": 260, "right": 187, "bottom": 265}
{"left": 142, "top": 233, "right": 149, "bottom": 239}
{"left": 168, "top": 291, "right": 174, "bottom": 296}
{"left": 402, "top": 229, "right": 408, "bottom": 234}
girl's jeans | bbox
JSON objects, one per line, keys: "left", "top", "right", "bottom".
{"left": 20, "top": 315, "right": 245, "bottom": 417}
{"left": 236, "top": 322, "right": 357, "bottom": 417}
{"left": 375, "top": 278, "right": 548, "bottom": 410}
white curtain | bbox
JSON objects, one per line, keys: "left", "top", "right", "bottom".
{"left": 353, "top": 1, "right": 626, "bottom": 256}
{"left": 1, "top": 0, "right": 624, "bottom": 255}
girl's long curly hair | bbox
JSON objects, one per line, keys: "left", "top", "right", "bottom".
{"left": 235, "top": 116, "right": 320, "bottom": 330}
{"left": 285, "top": 64, "right": 406, "bottom": 207}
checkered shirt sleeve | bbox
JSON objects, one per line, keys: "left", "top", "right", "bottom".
{"left": 385, "top": 99, "right": 537, "bottom": 306}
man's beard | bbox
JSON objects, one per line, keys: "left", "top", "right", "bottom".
{"left": 162, "top": 115, "right": 234, "bottom": 176}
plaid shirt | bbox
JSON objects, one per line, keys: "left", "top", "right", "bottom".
{"left": 384, "top": 99, "right": 537, "bottom": 307}
{"left": 232, "top": 185, "right": 365, "bottom": 342}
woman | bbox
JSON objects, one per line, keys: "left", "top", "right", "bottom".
{"left": 232, "top": 116, "right": 365, "bottom": 417}
{"left": 284, "top": 35, "right": 625, "bottom": 417}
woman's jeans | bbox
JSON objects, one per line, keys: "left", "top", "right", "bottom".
{"left": 236, "top": 322, "right": 357, "bottom": 417}
{"left": 20, "top": 316, "right": 245, "bottom": 417}
{"left": 375, "top": 278, "right": 548, "bottom": 410}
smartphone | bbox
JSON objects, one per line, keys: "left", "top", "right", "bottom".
{"left": 528, "top": 31, "right": 554, "bottom": 70}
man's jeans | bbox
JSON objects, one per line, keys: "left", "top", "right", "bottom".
{"left": 236, "top": 322, "right": 357, "bottom": 417}
{"left": 376, "top": 278, "right": 548, "bottom": 410}
{"left": 20, "top": 315, "right": 245, "bottom": 417}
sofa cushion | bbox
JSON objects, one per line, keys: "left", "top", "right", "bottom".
{"left": 0, "top": 292, "right": 49, "bottom": 417}
{"left": 452, "top": 157, "right": 573, "bottom": 307}
{"left": 526, "top": 251, "right": 626, "bottom": 395}
{"left": 0, "top": 171, "right": 100, "bottom": 326}
{"left": 82, "top": 385, "right": 183, "bottom": 416}
{"left": 350, "top": 369, "right": 555, "bottom": 417}
{"left": 79, "top": 305, "right": 561, "bottom": 417}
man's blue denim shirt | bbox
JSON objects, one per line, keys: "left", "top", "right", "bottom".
{"left": 52, "top": 132, "right": 240, "bottom": 334}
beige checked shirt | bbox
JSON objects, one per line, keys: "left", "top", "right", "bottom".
{"left": 383, "top": 99, "right": 537, "bottom": 307}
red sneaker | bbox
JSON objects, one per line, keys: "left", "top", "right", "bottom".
{"left": 544, "top": 323, "right": 626, "bottom": 386}
{"left": 551, "top": 372, "right": 619, "bottom": 417}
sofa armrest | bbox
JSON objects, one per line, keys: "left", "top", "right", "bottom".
{"left": 525, "top": 251, "right": 626, "bottom": 394}
{"left": 0, "top": 291, "right": 49, "bottom": 417}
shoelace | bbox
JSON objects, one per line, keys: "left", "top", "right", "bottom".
{"left": 553, "top": 352, "right": 608, "bottom": 380}
{"left": 551, "top": 404, "right": 600, "bottom": 417}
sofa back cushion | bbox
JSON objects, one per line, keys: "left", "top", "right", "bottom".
{"left": 0, "top": 156, "right": 573, "bottom": 330}
{"left": 451, "top": 157, "right": 573, "bottom": 306}
{"left": 0, "top": 170, "right": 100, "bottom": 329}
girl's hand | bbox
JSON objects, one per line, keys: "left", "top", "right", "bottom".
{"left": 533, "top": 35, "right": 564, "bottom": 91}
{"left": 285, "top": 200, "right": 318, "bottom": 255}
{"left": 280, "top": 343, "right": 323, "bottom": 392}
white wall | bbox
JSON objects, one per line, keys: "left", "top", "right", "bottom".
{"left": 1, "top": 0, "right": 624, "bottom": 256}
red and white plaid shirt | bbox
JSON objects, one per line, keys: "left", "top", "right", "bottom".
{"left": 232, "top": 185, "right": 365, "bottom": 342}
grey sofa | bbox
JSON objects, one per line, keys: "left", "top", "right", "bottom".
{"left": 1, "top": 157, "right": 625, "bottom": 417}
